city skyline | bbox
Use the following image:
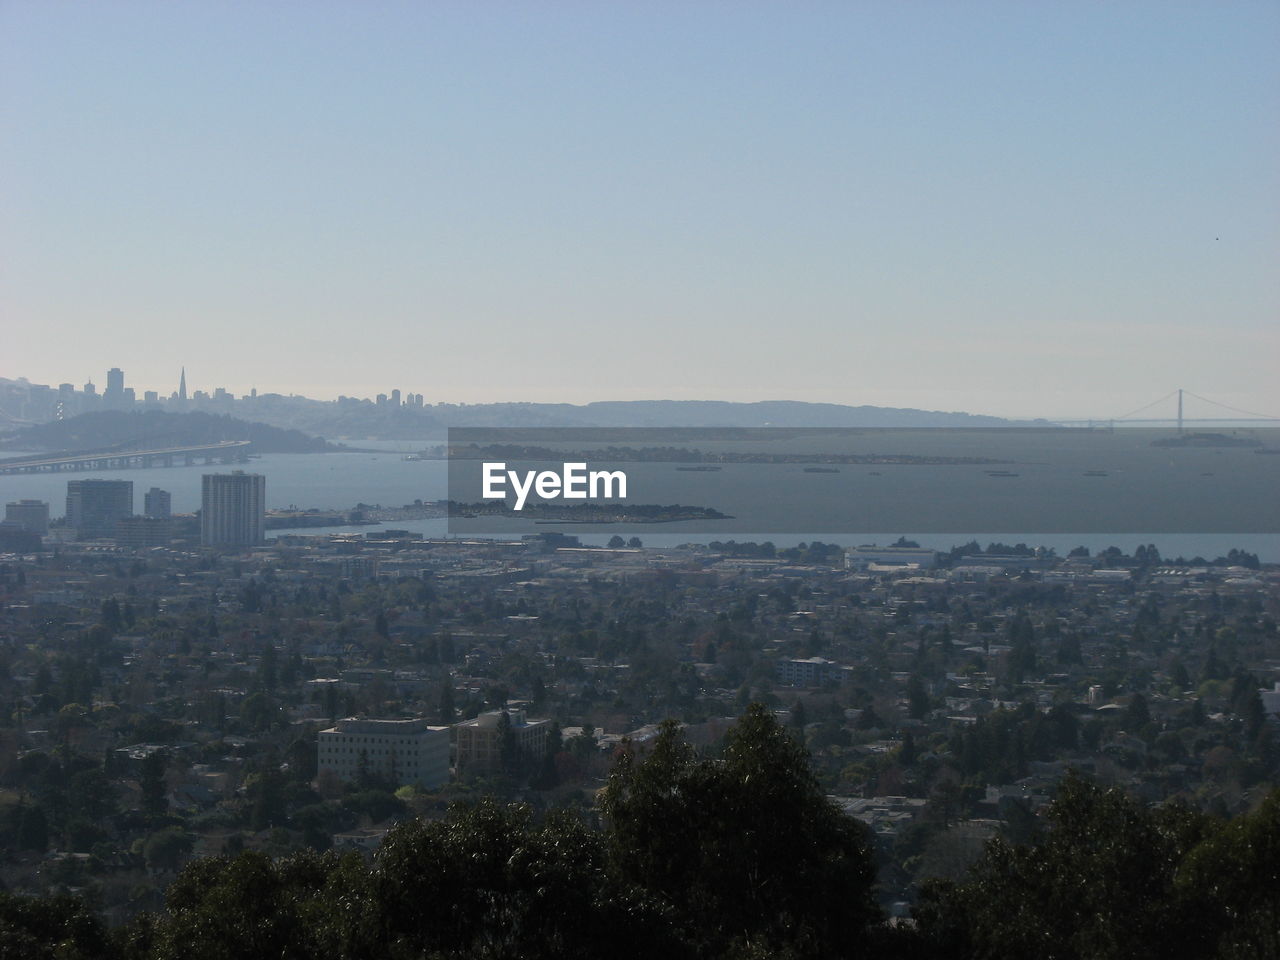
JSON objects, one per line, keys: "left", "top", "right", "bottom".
{"left": 2, "top": 364, "right": 1275, "bottom": 426}
{"left": 3, "top": 2, "right": 1277, "bottom": 419}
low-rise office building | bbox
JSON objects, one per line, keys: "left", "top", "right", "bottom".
{"left": 317, "top": 717, "right": 450, "bottom": 788}
{"left": 454, "top": 708, "right": 551, "bottom": 775}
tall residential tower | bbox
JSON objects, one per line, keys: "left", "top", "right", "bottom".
{"left": 200, "top": 472, "right": 265, "bottom": 547}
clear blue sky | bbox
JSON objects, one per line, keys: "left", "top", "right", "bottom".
{"left": 3, "top": 1, "right": 1277, "bottom": 419}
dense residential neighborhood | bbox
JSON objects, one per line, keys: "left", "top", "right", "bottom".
{"left": 0, "top": 524, "right": 1275, "bottom": 937}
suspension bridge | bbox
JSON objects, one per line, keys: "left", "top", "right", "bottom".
{"left": 1050, "top": 389, "right": 1280, "bottom": 430}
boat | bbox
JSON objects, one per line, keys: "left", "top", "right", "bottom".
{"left": 676, "top": 465, "right": 722, "bottom": 472}
{"left": 803, "top": 467, "right": 840, "bottom": 473}
{"left": 1083, "top": 470, "right": 1109, "bottom": 477}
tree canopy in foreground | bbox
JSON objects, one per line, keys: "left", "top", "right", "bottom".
{"left": 2, "top": 705, "right": 1277, "bottom": 960}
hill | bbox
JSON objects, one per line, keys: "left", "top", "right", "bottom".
{"left": 0, "top": 410, "right": 341, "bottom": 454}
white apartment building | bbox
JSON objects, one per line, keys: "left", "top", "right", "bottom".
{"left": 317, "top": 717, "right": 450, "bottom": 788}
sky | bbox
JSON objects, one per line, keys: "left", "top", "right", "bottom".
{"left": 3, "top": 1, "right": 1278, "bottom": 420}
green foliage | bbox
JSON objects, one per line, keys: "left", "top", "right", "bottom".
{"left": 340, "top": 789, "right": 405, "bottom": 824}
{"left": 139, "top": 752, "right": 168, "bottom": 819}
{"left": 0, "top": 892, "right": 112, "bottom": 960}
{"left": 143, "top": 828, "right": 193, "bottom": 871}
{"left": 1178, "top": 790, "right": 1280, "bottom": 960}
{"left": 914, "top": 772, "right": 1229, "bottom": 960}
{"left": 17, "top": 804, "right": 49, "bottom": 852}
{"left": 600, "top": 704, "right": 879, "bottom": 957}
{"left": 144, "top": 849, "right": 349, "bottom": 960}
{"left": 10, "top": 709, "right": 1279, "bottom": 960}
{"left": 373, "top": 801, "right": 678, "bottom": 960}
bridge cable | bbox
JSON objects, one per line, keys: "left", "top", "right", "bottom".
{"left": 1112, "top": 389, "right": 1181, "bottom": 422}
{"left": 1179, "top": 390, "right": 1280, "bottom": 422}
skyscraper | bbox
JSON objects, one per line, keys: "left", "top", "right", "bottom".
{"left": 4, "top": 500, "right": 49, "bottom": 536}
{"left": 104, "top": 367, "right": 126, "bottom": 409}
{"left": 144, "top": 487, "right": 172, "bottom": 519}
{"left": 66, "top": 480, "right": 133, "bottom": 540}
{"left": 201, "top": 472, "right": 265, "bottom": 547}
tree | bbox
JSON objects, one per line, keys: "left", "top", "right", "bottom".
{"left": 145, "top": 827, "right": 194, "bottom": 871}
{"left": 145, "top": 850, "right": 350, "bottom": 960}
{"left": 913, "top": 772, "right": 1221, "bottom": 960}
{"left": 496, "top": 709, "right": 522, "bottom": 779}
{"left": 898, "top": 731, "right": 918, "bottom": 767}
{"left": 907, "top": 675, "right": 930, "bottom": 720}
{"left": 1124, "top": 693, "right": 1151, "bottom": 732}
{"left": 601, "top": 704, "right": 879, "bottom": 956}
{"left": 438, "top": 681, "right": 455, "bottom": 724}
{"left": 1178, "top": 788, "right": 1280, "bottom": 959}
{"left": 140, "top": 751, "right": 168, "bottom": 818}
{"left": 249, "top": 769, "right": 287, "bottom": 831}
{"left": 608, "top": 535, "right": 626, "bottom": 548}
{"left": 286, "top": 738, "right": 317, "bottom": 783}
{"left": 256, "top": 643, "right": 278, "bottom": 692}
{"left": 0, "top": 892, "right": 112, "bottom": 960}
{"left": 240, "top": 691, "right": 277, "bottom": 732}
{"left": 17, "top": 804, "right": 49, "bottom": 852}
{"left": 373, "top": 800, "right": 677, "bottom": 960}
{"left": 790, "top": 698, "right": 807, "bottom": 731}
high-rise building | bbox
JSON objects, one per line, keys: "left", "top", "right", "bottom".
{"left": 66, "top": 480, "right": 133, "bottom": 540}
{"left": 201, "top": 471, "right": 265, "bottom": 547}
{"left": 4, "top": 500, "right": 49, "bottom": 536}
{"left": 103, "top": 367, "right": 126, "bottom": 409}
{"left": 144, "top": 487, "right": 172, "bottom": 519}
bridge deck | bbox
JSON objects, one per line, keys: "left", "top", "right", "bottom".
{"left": 0, "top": 441, "right": 251, "bottom": 474}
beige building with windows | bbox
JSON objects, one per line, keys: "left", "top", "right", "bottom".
{"left": 317, "top": 717, "right": 450, "bottom": 788}
{"left": 454, "top": 708, "right": 551, "bottom": 775}
{"left": 201, "top": 471, "right": 265, "bottom": 547}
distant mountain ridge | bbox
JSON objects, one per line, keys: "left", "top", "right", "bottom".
{"left": 473, "top": 400, "right": 1022, "bottom": 428}
{"left": 269, "top": 398, "right": 1023, "bottom": 436}
{"left": 0, "top": 376, "right": 1030, "bottom": 440}
{"left": 0, "top": 411, "right": 341, "bottom": 454}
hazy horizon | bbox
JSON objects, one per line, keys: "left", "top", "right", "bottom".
{"left": 4, "top": 2, "right": 1278, "bottom": 420}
